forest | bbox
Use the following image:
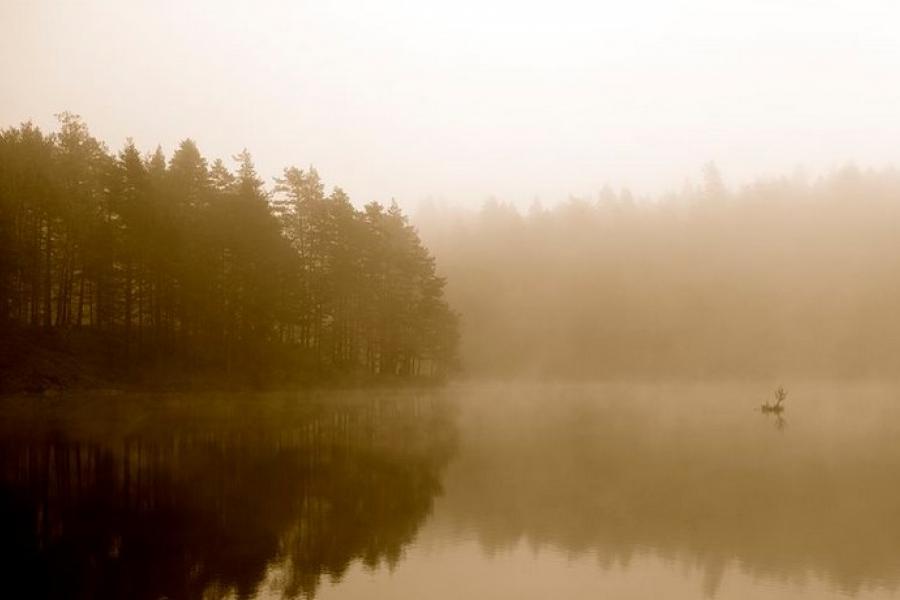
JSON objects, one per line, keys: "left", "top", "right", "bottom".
{"left": 0, "top": 115, "right": 459, "bottom": 389}
{"left": 6, "top": 113, "right": 900, "bottom": 388}
{"left": 418, "top": 164, "right": 900, "bottom": 379}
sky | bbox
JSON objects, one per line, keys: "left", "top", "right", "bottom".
{"left": 1, "top": 0, "right": 899, "bottom": 208}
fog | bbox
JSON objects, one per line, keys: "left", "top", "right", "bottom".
{"left": 418, "top": 165, "right": 900, "bottom": 378}
{"left": 7, "top": 0, "right": 899, "bottom": 380}
{"left": 7, "top": 3, "right": 900, "bottom": 599}
{"left": 3, "top": 0, "right": 900, "bottom": 206}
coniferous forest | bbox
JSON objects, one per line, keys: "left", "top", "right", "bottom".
{"left": 0, "top": 115, "right": 459, "bottom": 389}
{"left": 418, "top": 164, "right": 900, "bottom": 379}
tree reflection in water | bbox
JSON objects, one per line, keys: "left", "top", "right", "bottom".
{"left": 437, "top": 383, "right": 900, "bottom": 598}
{"left": 0, "top": 391, "right": 457, "bottom": 599}
{"left": 6, "top": 383, "right": 900, "bottom": 600}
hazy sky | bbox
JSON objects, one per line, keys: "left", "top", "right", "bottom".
{"left": 2, "top": 0, "right": 898, "bottom": 207}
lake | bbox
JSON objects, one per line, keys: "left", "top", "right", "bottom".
{"left": 1, "top": 381, "right": 899, "bottom": 599}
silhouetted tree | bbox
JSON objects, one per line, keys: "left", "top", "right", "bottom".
{"left": 0, "top": 116, "right": 459, "bottom": 384}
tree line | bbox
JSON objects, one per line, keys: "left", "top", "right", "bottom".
{"left": 0, "top": 114, "right": 459, "bottom": 383}
{"left": 417, "top": 163, "right": 900, "bottom": 378}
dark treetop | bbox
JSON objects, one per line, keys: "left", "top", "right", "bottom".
{"left": 0, "top": 115, "right": 460, "bottom": 390}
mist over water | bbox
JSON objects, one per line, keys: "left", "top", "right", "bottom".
{"left": 4, "top": 1, "right": 900, "bottom": 598}
{"left": 3, "top": 383, "right": 900, "bottom": 599}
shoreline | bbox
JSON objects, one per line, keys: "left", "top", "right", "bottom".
{"left": 0, "top": 328, "right": 448, "bottom": 396}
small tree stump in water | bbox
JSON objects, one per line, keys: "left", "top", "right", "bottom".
{"left": 761, "top": 386, "right": 787, "bottom": 414}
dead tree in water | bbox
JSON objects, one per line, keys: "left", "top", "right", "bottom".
{"left": 762, "top": 386, "right": 787, "bottom": 414}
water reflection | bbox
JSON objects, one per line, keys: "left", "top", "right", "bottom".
{"left": 4, "top": 383, "right": 900, "bottom": 599}
{"left": 764, "top": 409, "right": 787, "bottom": 431}
{"left": 437, "top": 383, "right": 900, "bottom": 598}
{"left": 0, "top": 392, "right": 457, "bottom": 599}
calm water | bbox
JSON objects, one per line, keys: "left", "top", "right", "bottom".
{"left": 2, "top": 382, "right": 900, "bottom": 599}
